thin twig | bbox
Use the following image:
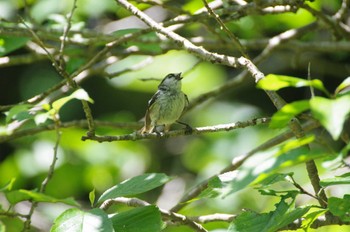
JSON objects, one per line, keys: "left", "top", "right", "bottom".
{"left": 333, "top": 0, "right": 350, "bottom": 22}
{"left": 22, "top": 116, "right": 62, "bottom": 231}
{"left": 58, "top": 0, "right": 78, "bottom": 70}
{"left": 202, "top": 0, "right": 248, "bottom": 57}
{"left": 308, "top": 62, "right": 315, "bottom": 98}
{"left": 114, "top": 0, "right": 264, "bottom": 83}
{"left": 0, "top": 120, "right": 141, "bottom": 143}
{"left": 288, "top": 175, "right": 320, "bottom": 201}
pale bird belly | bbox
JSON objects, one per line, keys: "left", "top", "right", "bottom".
{"left": 150, "top": 95, "right": 185, "bottom": 125}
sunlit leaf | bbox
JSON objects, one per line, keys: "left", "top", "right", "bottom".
{"left": 89, "top": 189, "right": 96, "bottom": 207}
{"left": 51, "top": 208, "right": 113, "bottom": 232}
{"left": 0, "top": 178, "right": 16, "bottom": 192}
{"left": 5, "top": 189, "right": 79, "bottom": 206}
{"left": 301, "top": 209, "right": 327, "bottom": 230}
{"left": 270, "top": 100, "right": 310, "bottom": 128}
{"left": 328, "top": 195, "right": 350, "bottom": 222}
{"left": 320, "top": 173, "right": 350, "bottom": 187}
{"left": 110, "top": 205, "right": 162, "bottom": 232}
{"left": 278, "top": 135, "right": 314, "bottom": 155}
{"left": 52, "top": 89, "right": 94, "bottom": 112}
{"left": 257, "top": 74, "right": 330, "bottom": 95}
{"left": 254, "top": 173, "right": 294, "bottom": 187}
{"left": 97, "top": 173, "right": 171, "bottom": 205}
{"left": 335, "top": 77, "right": 350, "bottom": 96}
{"left": 34, "top": 112, "right": 51, "bottom": 125}
{"left": 199, "top": 176, "right": 228, "bottom": 199}
{"left": 310, "top": 95, "right": 350, "bottom": 140}
{"left": 52, "top": 96, "right": 72, "bottom": 112}
{"left": 71, "top": 89, "right": 94, "bottom": 103}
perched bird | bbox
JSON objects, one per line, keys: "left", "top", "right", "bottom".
{"left": 140, "top": 73, "right": 189, "bottom": 134}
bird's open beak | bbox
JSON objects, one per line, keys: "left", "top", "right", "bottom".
{"left": 175, "top": 72, "right": 182, "bottom": 80}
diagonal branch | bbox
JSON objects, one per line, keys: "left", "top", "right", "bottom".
{"left": 202, "top": 0, "right": 248, "bottom": 57}
{"left": 114, "top": 0, "right": 264, "bottom": 83}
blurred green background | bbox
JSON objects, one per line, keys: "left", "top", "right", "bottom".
{"left": 0, "top": 0, "right": 349, "bottom": 231}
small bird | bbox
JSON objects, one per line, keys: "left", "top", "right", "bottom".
{"left": 140, "top": 73, "right": 189, "bottom": 134}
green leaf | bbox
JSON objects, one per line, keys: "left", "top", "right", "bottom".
{"left": 199, "top": 176, "right": 228, "bottom": 199}
{"left": 51, "top": 208, "right": 113, "bottom": 232}
{"left": 111, "top": 28, "right": 141, "bottom": 37}
{"left": 228, "top": 194, "right": 310, "bottom": 232}
{"left": 269, "top": 100, "right": 310, "bottom": 128}
{"left": 301, "top": 209, "right": 327, "bottom": 230}
{"left": 52, "top": 96, "right": 73, "bottom": 112}
{"left": 257, "top": 74, "right": 330, "bottom": 95}
{"left": 0, "top": 36, "right": 30, "bottom": 56}
{"left": 258, "top": 189, "right": 299, "bottom": 197}
{"left": 97, "top": 173, "right": 171, "bottom": 205}
{"left": 5, "top": 189, "right": 79, "bottom": 207}
{"left": 5, "top": 104, "right": 33, "bottom": 123}
{"left": 0, "top": 178, "right": 16, "bottom": 192}
{"left": 110, "top": 205, "right": 162, "bottom": 232}
{"left": 254, "top": 173, "right": 294, "bottom": 187}
{"left": 71, "top": 89, "right": 94, "bottom": 103}
{"left": 335, "top": 76, "right": 350, "bottom": 96}
{"left": 310, "top": 95, "right": 350, "bottom": 140}
{"left": 52, "top": 89, "right": 94, "bottom": 112}
{"left": 328, "top": 195, "right": 350, "bottom": 222}
{"left": 89, "top": 189, "right": 96, "bottom": 207}
{"left": 200, "top": 136, "right": 319, "bottom": 198}
{"left": 320, "top": 172, "right": 350, "bottom": 187}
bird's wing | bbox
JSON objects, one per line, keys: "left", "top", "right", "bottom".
{"left": 144, "top": 91, "right": 161, "bottom": 129}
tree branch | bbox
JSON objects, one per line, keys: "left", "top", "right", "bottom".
{"left": 0, "top": 120, "right": 141, "bottom": 143}
{"left": 81, "top": 117, "right": 270, "bottom": 142}
{"left": 114, "top": 0, "right": 264, "bottom": 83}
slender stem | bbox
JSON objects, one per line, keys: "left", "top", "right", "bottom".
{"left": 22, "top": 116, "right": 61, "bottom": 231}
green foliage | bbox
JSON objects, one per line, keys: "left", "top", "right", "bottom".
{"left": 258, "top": 74, "right": 350, "bottom": 140}
{"left": 5, "top": 189, "right": 79, "bottom": 206}
{"left": 269, "top": 100, "right": 310, "bottom": 128}
{"left": 89, "top": 188, "right": 96, "bottom": 207}
{"left": 228, "top": 193, "right": 311, "bottom": 232}
{"left": 97, "top": 173, "right": 171, "bottom": 205}
{"left": 335, "top": 76, "right": 350, "bottom": 96}
{"left": 1, "top": 0, "right": 349, "bottom": 231}
{"left": 0, "top": 36, "right": 30, "bottom": 56}
{"left": 200, "top": 136, "right": 318, "bottom": 198}
{"left": 256, "top": 74, "right": 330, "bottom": 96}
{"left": 51, "top": 174, "right": 164, "bottom": 231}
{"left": 328, "top": 195, "right": 350, "bottom": 222}
{"left": 310, "top": 95, "right": 350, "bottom": 140}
